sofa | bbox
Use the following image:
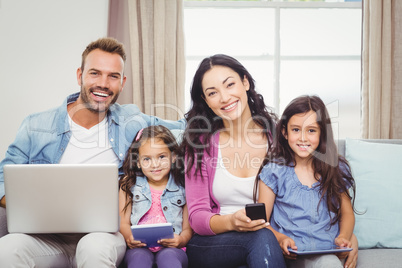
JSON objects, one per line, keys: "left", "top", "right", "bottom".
{"left": 1, "top": 138, "right": 402, "bottom": 267}
{"left": 337, "top": 138, "right": 402, "bottom": 267}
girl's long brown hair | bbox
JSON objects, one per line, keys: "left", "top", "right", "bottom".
{"left": 254, "top": 95, "right": 356, "bottom": 226}
{"left": 119, "top": 125, "right": 184, "bottom": 213}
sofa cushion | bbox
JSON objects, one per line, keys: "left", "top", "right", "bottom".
{"left": 345, "top": 138, "right": 402, "bottom": 249}
{"left": 0, "top": 207, "right": 7, "bottom": 237}
{"left": 357, "top": 249, "right": 402, "bottom": 267}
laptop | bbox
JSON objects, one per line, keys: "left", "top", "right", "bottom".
{"left": 4, "top": 163, "right": 119, "bottom": 234}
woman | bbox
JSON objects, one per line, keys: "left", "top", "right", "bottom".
{"left": 181, "top": 54, "right": 285, "bottom": 268}
{"left": 182, "top": 54, "right": 359, "bottom": 268}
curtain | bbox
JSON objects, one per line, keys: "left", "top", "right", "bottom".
{"left": 108, "top": 0, "right": 185, "bottom": 120}
{"left": 109, "top": 0, "right": 134, "bottom": 106}
{"left": 128, "top": 0, "right": 185, "bottom": 120}
{"left": 361, "top": 0, "right": 402, "bottom": 139}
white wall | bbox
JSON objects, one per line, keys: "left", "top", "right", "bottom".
{"left": 0, "top": 0, "right": 109, "bottom": 158}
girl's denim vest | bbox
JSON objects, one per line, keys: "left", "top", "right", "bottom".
{"left": 130, "top": 175, "right": 186, "bottom": 234}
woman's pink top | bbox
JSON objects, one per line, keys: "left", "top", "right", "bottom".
{"left": 185, "top": 132, "right": 221, "bottom": 236}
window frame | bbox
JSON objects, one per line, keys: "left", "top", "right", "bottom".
{"left": 183, "top": 0, "right": 362, "bottom": 112}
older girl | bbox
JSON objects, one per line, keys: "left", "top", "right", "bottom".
{"left": 257, "top": 95, "right": 357, "bottom": 268}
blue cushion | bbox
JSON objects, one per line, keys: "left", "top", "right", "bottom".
{"left": 345, "top": 138, "right": 402, "bottom": 249}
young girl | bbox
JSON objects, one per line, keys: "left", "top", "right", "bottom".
{"left": 256, "top": 95, "right": 356, "bottom": 268}
{"left": 119, "top": 125, "right": 192, "bottom": 268}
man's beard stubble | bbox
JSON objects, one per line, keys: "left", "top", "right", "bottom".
{"left": 80, "top": 85, "right": 120, "bottom": 114}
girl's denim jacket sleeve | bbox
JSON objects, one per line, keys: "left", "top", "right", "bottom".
{"left": 0, "top": 92, "right": 185, "bottom": 200}
{"left": 130, "top": 175, "right": 186, "bottom": 235}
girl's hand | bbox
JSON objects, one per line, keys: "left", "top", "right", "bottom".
{"left": 344, "top": 246, "right": 358, "bottom": 268}
{"left": 279, "top": 236, "right": 297, "bottom": 260}
{"left": 125, "top": 235, "right": 146, "bottom": 249}
{"left": 335, "top": 235, "right": 352, "bottom": 260}
{"left": 335, "top": 235, "right": 352, "bottom": 248}
{"left": 343, "top": 233, "right": 359, "bottom": 268}
{"left": 158, "top": 234, "right": 182, "bottom": 248}
{"left": 230, "top": 208, "right": 269, "bottom": 232}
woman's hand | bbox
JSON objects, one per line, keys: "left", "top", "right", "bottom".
{"left": 229, "top": 208, "right": 269, "bottom": 232}
{"left": 210, "top": 208, "right": 268, "bottom": 234}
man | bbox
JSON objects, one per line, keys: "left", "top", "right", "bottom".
{"left": 0, "top": 37, "right": 184, "bottom": 267}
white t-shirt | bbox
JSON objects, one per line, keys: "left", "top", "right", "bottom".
{"left": 59, "top": 116, "right": 119, "bottom": 165}
{"left": 212, "top": 147, "right": 255, "bottom": 215}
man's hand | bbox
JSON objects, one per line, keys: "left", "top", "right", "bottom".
{"left": 0, "top": 196, "right": 5, "bottom": 208}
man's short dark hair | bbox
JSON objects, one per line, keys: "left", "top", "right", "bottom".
{"left": 81, "top": 37, "right": 126, "bottom": 71}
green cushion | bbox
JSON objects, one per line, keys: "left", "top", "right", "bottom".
{"left": 346, "top": 138, "right": 402, "bottom": 249}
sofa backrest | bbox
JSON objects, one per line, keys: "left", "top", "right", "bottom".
{"left": 337, "top": 139, "right": 402, "bottom": 157}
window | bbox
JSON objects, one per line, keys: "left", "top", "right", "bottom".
{"left": 183, "top": 0, "right": 362, "bottom": 139}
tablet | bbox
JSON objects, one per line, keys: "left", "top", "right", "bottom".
{"left": 288, "top": 247, "right": 353, "bottom": 255}
{"left": 131, "top": 223, "right": 174, "bottom": 247}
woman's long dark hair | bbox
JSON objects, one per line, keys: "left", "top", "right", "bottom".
{"left": 254, "top": 95, "right": 356, "bottom": 226}
{"left": 119, "top": 125, "right": 184, "bottom": 213}
{"left": 181, "top": 54, "right": 277, "bottom": 176}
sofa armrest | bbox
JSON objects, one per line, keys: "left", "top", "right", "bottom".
{"left": 0, "top": 207, "right": 8, "bottom": 238}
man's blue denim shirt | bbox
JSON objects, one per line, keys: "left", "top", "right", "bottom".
{"left": 130, "top": 175, "right": 186, "bottom": 234}
{"left": 0, "top": 92, "right": 185, "bottom": 199}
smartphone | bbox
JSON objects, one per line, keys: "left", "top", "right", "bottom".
{"left": 245, "top": 203, "right": 267, "bottom": 221}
